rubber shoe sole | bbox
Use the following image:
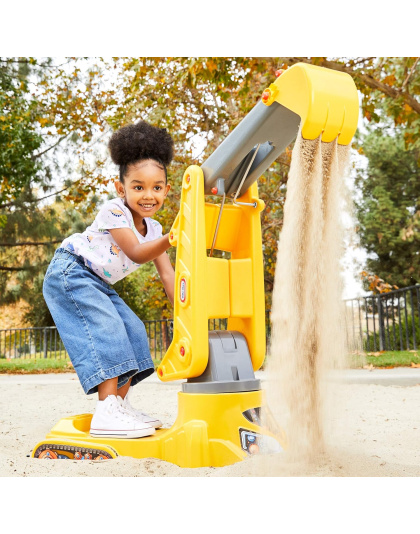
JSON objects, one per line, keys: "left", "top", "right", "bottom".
{"left": 90, "top": 426, "right": 156, "bottom": 439}
{"left": 141, "top": 418, "right": 162, "bottom": 429}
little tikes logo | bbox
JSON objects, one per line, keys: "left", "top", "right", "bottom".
{"left": 180, "top": 277, "right": 187, "bottom": 303}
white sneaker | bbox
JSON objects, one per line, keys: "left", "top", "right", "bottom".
{"left": 90, "top": 395, "right": 156, "bottom": 439}
{"left": 118, "top": 388, "right": 163, "bottom": 429}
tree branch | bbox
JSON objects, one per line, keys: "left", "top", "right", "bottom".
{"left": 32, "top": 135, "right": 69, "bottom": 159}
{"left": 401, "top": 58, "right": 420, "bottom": 91}
{"left": 0, "top": 266, "right": 34, "bottom": 271}
{"left": 349, "top": 57, "right": 376, "bottom": 66}
{"left": 0, "top": 58, "right": 74, "bottom": 69}
{"left": 0, "top": 183, "right": 77, "bottom": 209}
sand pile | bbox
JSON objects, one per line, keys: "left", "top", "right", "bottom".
{"left": 2, "top": 374, "right": 420, "bottom": 477}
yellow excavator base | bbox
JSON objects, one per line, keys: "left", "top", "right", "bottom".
{"left": 32, "top": 390, "right": 286, "bottom": 468}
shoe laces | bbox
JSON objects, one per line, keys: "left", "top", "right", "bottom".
{"left": 121, "top": 394, "right": 132, "bottom": 410}
{"left": 120, "top": 390, "right": 155, "bottom": 420}
{"left": 106, "top": 398, "right": 135, "bottom": 422}
{"left": 120, "top": 391, "right": 138, "bottom": 413}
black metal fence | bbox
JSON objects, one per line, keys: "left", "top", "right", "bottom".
{"left": 0, "top": 318, "right": 245, "bottom": 364}
{"left": 0, "top": 320, "right": 174, "bottom": 363}
{"left": 0, "top": 327, "right": 67, "bottom": 360}
{"left": 2, "top": 288, "right": 418, "bottom": 363}
{"left": 344, "top": 285, "right": 420, "bottom": 352}
{"left": 0, "top": 314, "right": 272, "bottom": 364}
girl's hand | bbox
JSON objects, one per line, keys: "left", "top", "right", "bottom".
{"left": 109, "top": 228, "right": 171, "bottom": 265}
{"left": 154, "top": 253, "right": 175, "bottom": 306}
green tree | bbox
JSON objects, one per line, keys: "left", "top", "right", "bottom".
{"left": 113, "top": 262, "right": 172, "bottom": 321}
{"left": 0, "top": 57, "right": 112, "bottom": 324}
{"left": 1, "top": 196, "right": 101, "bottom": 325}
{"left": 0, "top": 58, "right": 43, "bottom": 206}
{"left": 355, "top": 130, "right": 420, "bottom": 288}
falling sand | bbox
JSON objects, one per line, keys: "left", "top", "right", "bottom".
{"left": 262, "top": 132, "right": 351, "bottom": 470}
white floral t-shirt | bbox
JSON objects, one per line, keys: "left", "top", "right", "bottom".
{"left": 61, "top": 198, "right": 163, "bottom": 284}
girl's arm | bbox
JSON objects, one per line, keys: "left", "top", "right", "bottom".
{"left": 109, "top": 228, "right": 171, "bottom": 265}
{"left": 153, "top": 252, "right": 175, "bottom": 306}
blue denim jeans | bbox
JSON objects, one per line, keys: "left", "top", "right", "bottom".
{"left": 43, "top": 248, "right": 154, "bottom": 395}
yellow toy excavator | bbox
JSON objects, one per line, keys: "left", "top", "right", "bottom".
{"left": 32, "top": 63, "right": 359, "bottom": 467}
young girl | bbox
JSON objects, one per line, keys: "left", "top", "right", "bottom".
{"left": 43, "top": 121, "right": 175, "bottom": 439}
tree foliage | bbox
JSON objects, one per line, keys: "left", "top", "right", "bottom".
{"left": 113, "top": 262, "right": 173, "bottom": 321}
{"left": 1, "top": 57, "right": 419, "bottom": 325}
{"left": 0, "top": 58, "right": 43, "bottom": 206}
{"left": 355, "top": 130, "right": 420, "bottom": 288}
{"left": 0, "top": 57, "right": 111, "bottom": 322}
{"left": 1, "top": 196, "right": 100, "bottom": 325}
{"left": 360, "top": 271, "right": 399, "bottom": 294}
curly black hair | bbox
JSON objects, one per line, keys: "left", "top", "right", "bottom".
{"left": 108, "top": 121, "right": 174, "bottom": 183}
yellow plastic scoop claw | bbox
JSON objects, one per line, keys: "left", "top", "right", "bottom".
{"left": 262, "top": 63, "right": 359, "bottom": 145}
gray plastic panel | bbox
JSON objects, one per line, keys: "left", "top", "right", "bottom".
{"left": 182, "top": 331, "right": 261, "bottom": 394}
{"left": 201, "top": 101, "right": 301, "bottom": 196}
{"left": 182, "top": 379, "right": 261, "bottom": 394}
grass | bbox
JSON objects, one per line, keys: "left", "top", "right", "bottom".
{"left": 0, "top": 356, "right": 163, "bottom": 374}
{"left": 350, "top": 350, "right": 420, "bottom": 369}
{"left": 0, "top": 358, "right": 75, "bottom": 374}
{"left": 1, "top": 351, "right": 420, "bottom": 374}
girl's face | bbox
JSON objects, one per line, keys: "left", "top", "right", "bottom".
{"left": 115, "top": 160, "right": 171, "bottom": 221}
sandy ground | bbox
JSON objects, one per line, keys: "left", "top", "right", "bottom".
{"left": 1, "top": 370, "right": 420, "bottom": 477}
